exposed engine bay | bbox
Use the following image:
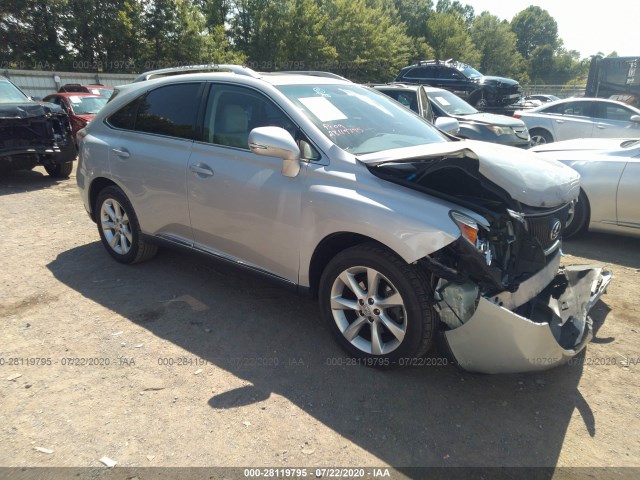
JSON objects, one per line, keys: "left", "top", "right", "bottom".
{"left": 363, "top": 145, "right": 611, "bottom": 373}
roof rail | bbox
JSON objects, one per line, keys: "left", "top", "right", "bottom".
{"left": 273, "top": 71, "right": 351, "bottom": 82}
{"left": 132, "top": 64, "right": 262, "bottom": 83}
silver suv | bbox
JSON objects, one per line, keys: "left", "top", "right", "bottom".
{"left": 77, "top": 65, "right": 611, "bottom": 373}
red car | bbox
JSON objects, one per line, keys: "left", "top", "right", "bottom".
{"left": 59, "top": 83, "right": 114, "bottom": 99}
{"left": 43, "top": 93, "right": 108, "bottom": 145}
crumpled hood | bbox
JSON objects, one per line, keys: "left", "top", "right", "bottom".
{"left": 479, "top": 76, "right": 519, "bottom": 87}
{"left": 455, "top": 112, "right": 525, "bottom": 128}
{"left": 357, "top": 140, "right": 580, "bottom": 208}
{"left": 0, "top": 102, "right": 65, "bottom": 119}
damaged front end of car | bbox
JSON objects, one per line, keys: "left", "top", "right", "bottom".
{"left": 361, "top": 141, "right": 612, "bottom": 373}
{"left": 0, "top": 103, "right": 75, "bottom": 172}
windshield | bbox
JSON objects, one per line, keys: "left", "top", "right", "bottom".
{"left": 69, "top": 96, "right": 107, "bottom": 115}
{"left": 426, "top": 89, "right": 477, "bottom": 115}
{"left": 277, "top": 84, "right": 447, "bottom": 155}
{"left": 460, "top": 65, "right": 482, "bottom": 78}
{"left": 0, "top": 79, "right": 30, "bottom": 103}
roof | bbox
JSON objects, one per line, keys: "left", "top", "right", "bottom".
{"left": 46, "top": 92, "right": 105, "bottom": 98}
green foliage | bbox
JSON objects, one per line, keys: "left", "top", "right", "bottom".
{"left": 0, "top": 0, "right": 591, "bottom": 87}
{"left": 511, "top": 6, "right": 558, "bottom": 59}
{"left": 470, "top": 12, "right": 524, "bottom": 79}
{"left": 323, "top": 0, "right": 411, "bottom": 82}
{"left": 426, "top": 12, "right": 480, "bottom": 65}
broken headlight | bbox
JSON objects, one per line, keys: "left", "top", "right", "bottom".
{"left": 450, "top": 211, "right": 492, "bottom": 266}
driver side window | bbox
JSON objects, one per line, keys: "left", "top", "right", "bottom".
{"left": 202, "top": 84, "right": 320, "bottom": 160}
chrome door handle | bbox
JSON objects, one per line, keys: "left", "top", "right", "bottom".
{"left": 189, "top": 164, "right": 214, "bottom": 177}
{"left": 555, "top": 119, "right": 565, "bottom": 124}
{"left": 112, "top": 147, "right": 130, "bottom": 159}
{"left": 596, "top": 124, "right": 606, "bottom": 129}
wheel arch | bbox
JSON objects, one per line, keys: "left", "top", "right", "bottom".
{"left": 88, "top": 177, "right": 120, "bottom": 222}
{"left": 529, "top": 127, "right": 554, "bottom": 143}
{"left": 307, "top": 232, "right": 392, "bottom": 299}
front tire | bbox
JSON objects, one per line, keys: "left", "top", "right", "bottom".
{"left": 95, "top": 186, "right": 158, "bottom": 264}
{"left": 564, "top": 190, "right": 590, "bottom": 238}
{"left": 319, "top": 243, "right": 436, "bottom": 365}
{"left": 529, "top": 128, "right": 553, "bottom": 146}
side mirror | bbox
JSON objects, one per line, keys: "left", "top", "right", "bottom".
{"left": 434, "top": 117, "right": 460, "bottom": 135}
{"left": 249, "top": 126, "right": 301, "bottom": 178}
{"left": 631, "top": 115, "right": 640, "bottom": 123}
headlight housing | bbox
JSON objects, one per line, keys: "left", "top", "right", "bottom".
{"left": 450, "top": 211, "right": 493, "bottom": 266}
{"left": 485, "top": 125, "right": 514, "bottom": 136}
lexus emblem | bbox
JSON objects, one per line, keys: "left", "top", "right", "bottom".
{"left": 550, "top": 219, "right": 562, "bottom": 241}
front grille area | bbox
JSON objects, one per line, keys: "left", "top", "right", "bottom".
{"left": 525, "top": 203, "right": 572, "bottom": 250}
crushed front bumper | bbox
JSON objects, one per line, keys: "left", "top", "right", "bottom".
{"left": 440, "top": 264, "right": 612, "bottom": 374}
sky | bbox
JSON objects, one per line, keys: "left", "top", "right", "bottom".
{"left": 460, "top": 0, "right": 640, "bottom": 59}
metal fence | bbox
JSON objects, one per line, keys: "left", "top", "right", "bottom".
{"left": 522, "top": 84, "right": 586, "bottom": 99}
{"left": 2, "top": 68, "right": 588, "bottom": 101}
{"left": 2, "top": 69, "right": 137, "bottom": 98}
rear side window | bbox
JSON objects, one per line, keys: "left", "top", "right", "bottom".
{"left": 135, "top": 83, "right": 202, "bottom": 139}
{"left": 403, "top": 66, "right": 438, "bottom": 80}
{"left": 107, "top": 83, "right": 202, "bottom": 139}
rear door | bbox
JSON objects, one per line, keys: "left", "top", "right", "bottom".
{"left": 106, "top": 82, "right": 204, "bottom": 244}
{"left": 545, "top": 101, "right": 595, "bottom": 140}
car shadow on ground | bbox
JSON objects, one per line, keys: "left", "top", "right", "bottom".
{"left": 0, "top": 167, "right": 70, "bottom": 196}
{"left": 563, "top": 233, "right": 640, "bottom": 270}
{"left": 47, "top": 242, "right": 609, "bottom": 471}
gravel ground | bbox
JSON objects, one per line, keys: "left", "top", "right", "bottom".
{"left": 0, "top": 166, "right": 638, "bottom": 479}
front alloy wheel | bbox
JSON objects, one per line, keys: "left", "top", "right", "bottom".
{"left": 330, "top": 266, "right": 407, "bottom": 355}
{"left": 319, "top": 243, "right": 436, "bottom": 365}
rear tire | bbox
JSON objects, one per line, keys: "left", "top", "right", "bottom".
{"left": 45, "top": 161, "right": 73, "bottom": 178}
{"left": 95, "top": 186, "right": 158, "bottom": 264}
{"left": 319, "top": 243, "right": 436, "bottom": 366}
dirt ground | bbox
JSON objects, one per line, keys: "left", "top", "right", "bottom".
{"left": 1, "top": 165, "right": 639, "bottom": 479}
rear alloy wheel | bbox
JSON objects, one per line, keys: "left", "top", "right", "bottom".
{"left": 44, "top": 161, "right": 73, "bottom": 178}
{"left": 96, "top": 186, "right": 158, "bottom": 264}
{"left": 474, "top": 97, "right": 488, "bottom": 110}
{"left": 319, "top": 243, "right": 435, "bottom": 365}
{"left": 529, "top": 129, "right": 553, "bottom": 146}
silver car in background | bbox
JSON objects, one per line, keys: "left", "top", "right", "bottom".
{"left": 515, "top": 97, "right": 640, "bottom": 145}
{"left": 76, "top": 66, "right": 611, "bottom": 374}
{"left": 532, "top": 138, "right": 640, "bottom": 238}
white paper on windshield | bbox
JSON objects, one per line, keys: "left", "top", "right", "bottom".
{"left": 434, "top": 96, "right": 450, "bottom": 106}
{"left": 69, "top": 95, "right": 82, "bottom": 103}
{"left": 299, "top": 97, "right": 347, "bottom": 122}
{"left": 90, "top": 89, "right": 101, "bottom": 94}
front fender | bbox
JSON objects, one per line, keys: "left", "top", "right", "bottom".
{"left": 297, "top": 163, "right": 477, "bottom": 287}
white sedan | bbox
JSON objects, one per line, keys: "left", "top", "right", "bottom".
{"left": 515, "top": 98, "right": 640, "bottom": 145}
{"left": 531, "top": 138, "right": 640, "bottom": 238}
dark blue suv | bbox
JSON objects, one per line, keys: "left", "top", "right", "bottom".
{"left": 395, "top": 59, "right": 521, "bottom": 110}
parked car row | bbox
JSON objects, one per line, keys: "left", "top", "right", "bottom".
{"left": 0, "top": 78, "right": 113, "bottom": 176}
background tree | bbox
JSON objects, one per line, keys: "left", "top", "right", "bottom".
{"left": 323, "top": 0, "right": 412, "bottom": 82}
{"left": 435, "top": 0, "right": 474, "bottom": 27}
{"left": 470, "top": 12, "right": 524, "bottom": 79}
{"left": 426, "top": 11, "right": 480, "bottom": 65}
{"left": 278, "top": 0, "right": 337, "bottom": 69}
{"left": 511, "top": 6, "right": 558, "bottom": 59}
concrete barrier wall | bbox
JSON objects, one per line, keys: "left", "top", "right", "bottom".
{"left": 2, "top": 69, "right": 137, "bottom": 98}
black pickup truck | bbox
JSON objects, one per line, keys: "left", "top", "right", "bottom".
{"left": 0, "top": 75, "right": 76, "bottom": 177}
